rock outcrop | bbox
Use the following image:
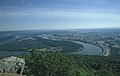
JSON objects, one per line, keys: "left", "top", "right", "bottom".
{"left": 0, "top": 56, "right": 25, "bottom": 75}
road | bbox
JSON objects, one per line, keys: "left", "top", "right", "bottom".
{"left": 99, "top": 44, "right": 110, "bottom": 56}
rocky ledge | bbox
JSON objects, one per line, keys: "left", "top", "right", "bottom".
{"left": 0, "top": 56, "right": 25, "bottom": 75}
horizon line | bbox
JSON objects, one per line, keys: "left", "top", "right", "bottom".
{"left": 0, "top": 27, "right": 120, "bottom": 32}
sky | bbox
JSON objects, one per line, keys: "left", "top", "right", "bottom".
{"left": 0, "top": 0, "right": 120, "bottom": 31}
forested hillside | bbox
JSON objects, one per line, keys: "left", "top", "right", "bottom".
{"left": 19, "top": 49, "right": 120, "bottom": 76}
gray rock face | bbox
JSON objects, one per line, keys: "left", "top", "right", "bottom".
{"left": 0, "top": 56, "right": 25, "bottom": 75}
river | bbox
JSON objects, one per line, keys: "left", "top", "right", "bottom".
{"left": 0, "top": 41, "right": 103, "bottom": 57}
{"left": 0, "top": 51, "right": 28, "bottom": 57}
{"left": 70, "top": 41, "right": 102, "bottom": 55}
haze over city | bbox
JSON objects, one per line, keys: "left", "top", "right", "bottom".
{"left": 0, "top": 0, "right": 120, "bottom": 31}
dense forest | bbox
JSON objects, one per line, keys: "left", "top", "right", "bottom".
{"left": 110, "top": 47, "right": 120, "bottom": 57}
{"left": 19, "top": 49, "right": 120, "bottom": 76}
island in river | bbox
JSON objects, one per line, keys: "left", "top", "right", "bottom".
{"left": 0, "top": 31, "right": 110, "bottom": 57}
{"left": 0, "top": 40, "right": 106, "bottom": 57}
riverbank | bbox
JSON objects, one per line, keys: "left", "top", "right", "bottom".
{"left": 98, "top": 44, "right": 110, "bottom": 56}
{"left": 69, "top": 40, "right": 110, "bottom": 56}
{"left": 81, "top": 41, "right": 110, "bottom": 56}
{"left": 69, "top": 41, "right": 102, "bottom": 55}
{"left": 0, "top": 39, "right": 110, "bottom": 57}
{"left": 0, "top": 51, "right": 28, "bottom": 58}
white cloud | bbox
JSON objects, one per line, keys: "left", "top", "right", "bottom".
{"left": 1, "top": 7, "right": 120, "bottom": 20}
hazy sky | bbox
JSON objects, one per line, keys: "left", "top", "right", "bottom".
{"left": 0, "top": 0, "right": 120, "bottom": 31}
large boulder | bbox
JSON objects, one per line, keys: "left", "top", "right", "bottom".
{"left": 0, "top": 56, "right": 25, "bottom": 75}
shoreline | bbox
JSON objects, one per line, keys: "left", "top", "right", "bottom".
{"left": 79, "top": 40, "right": 110, "bottom": 56}
{"left": 98, "top": 44, "right": 110, "bottom": 56}
{"left": 69, "top": 39, "right": 110, "bottom": 56}
{"left": 80, "top": 41, "right": 110, "bottom": 56}
{"left": 0, "top": 39, "right": 110, "bottom": 57}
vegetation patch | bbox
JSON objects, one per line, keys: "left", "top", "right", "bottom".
{"left": 18, "top": 49, "right": 120, "bottom": 76}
